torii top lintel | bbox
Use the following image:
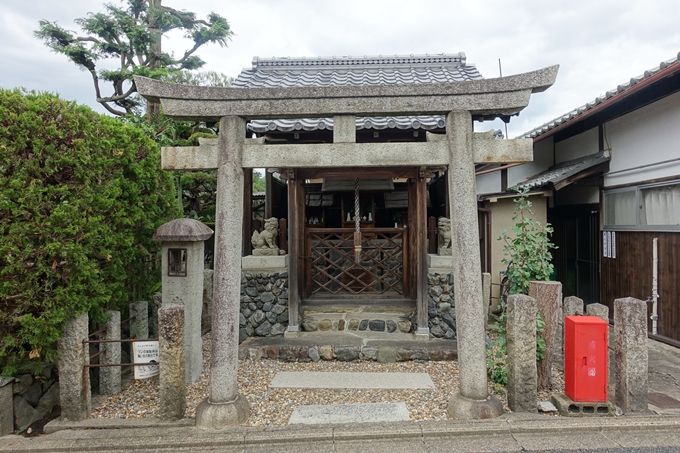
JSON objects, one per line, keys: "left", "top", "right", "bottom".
{"left": 134, "top": 65, "right": 558, "bottom": 122}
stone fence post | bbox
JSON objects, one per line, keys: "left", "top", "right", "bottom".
{"left": 528, "top": 281, "right": 562, "bottom": 391}
{"left": 57, "top": 312, "right": 91, "bottom": 421}
{"left": 159, "top": 304, "right": 186, "bottom": 420}
{"left": 614, "top": 297, "right": 648, "bottom": 413}
{"left": 506, "top": 294, "right": 538, "bottom": 413}
{"left": 587, "top": 303, "right": 609, "bottom": 322}
{"left": 99, "top": 310, "right": 121, "bottom": 395}
{"left": 129, "top": 301, "right": 149, "bottom": 340}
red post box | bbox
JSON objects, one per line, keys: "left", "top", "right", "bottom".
{"left": 564, "top": 315, "right": 608, "bottom": 402}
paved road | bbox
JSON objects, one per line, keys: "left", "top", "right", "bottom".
{"left": 3, "top": 415, "right": 680, "bottom": 452}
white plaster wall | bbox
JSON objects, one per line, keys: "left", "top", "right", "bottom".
{"left": 475, "top": 171, "right": 501, "bottom": 195}
{"left": 484, "top": 195, "right": 547, "bottom": 310}
{"left": 554, "top": 127, "right": 599, "bottom": 164}
{"left": 604, "top": 90, "right": 680, "bottom": 187}
{"left": 508, "top": 136, "right": 555, "bottom": 187}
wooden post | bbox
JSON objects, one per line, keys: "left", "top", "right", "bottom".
{"left": 428, "top": 216, "right": 437, "bottom": 254}
{"left": 286, "top": 170, "right": 301, "bottom": 334}
{"left": 416, "top": 172, "right": 429, "bottom": 337}
{"left": 243, "top": 169, "right": 253, "bottom": 256}
{"left": 265, "top": 171, "right": 273, "bottom": 219}
{"left": 278, "top": 218, "right": 288, "bottom": 254}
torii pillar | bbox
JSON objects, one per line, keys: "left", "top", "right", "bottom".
{"left": 194, "top": 116, "right": 251, "bottom": 427}
{"left": 446, "top": 111, "right": 503, "bottom": 418}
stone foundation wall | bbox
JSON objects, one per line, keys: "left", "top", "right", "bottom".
{"left": 2, "top": 367, "right": 60, "bottom": 433}
{"left": 239, "top": 271, "right": 289, "bottom": 343}
{"left": 426, "top": 272, "right": 456, "bottom": 339}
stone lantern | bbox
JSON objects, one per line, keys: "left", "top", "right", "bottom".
{"left": 153, "top": 218, "right": 213, "bottom": 383}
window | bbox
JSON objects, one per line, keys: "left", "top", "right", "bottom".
{"left": 168, "top": 248, "right": 187, "bottom": 276}
{"left": 604, "top": 180, "right": 680, "bottom": 230}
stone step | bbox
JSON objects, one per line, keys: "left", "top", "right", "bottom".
{"left": 301, "top": 305, "right": 414, "bottom": 334}
{"left": 288, "top": 402, "right": 411, "bottom": 425}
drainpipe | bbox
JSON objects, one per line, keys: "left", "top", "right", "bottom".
{"left": 651, "top": 238, "right": 659, "bottom": 335}
{"left": 478, "top": 207, "right": 492, "bottom": 273}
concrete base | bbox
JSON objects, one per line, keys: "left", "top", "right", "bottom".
{"left": 448, "top": 392, "right": 504, "bottom": 420}
{"left": 241, "top": 254, "right": 288, "bottom": 271}
{"left": 551, "top": 393, "right": 615, "bottom": 417}
{"left": 283, "top": 328, "right": 299, "bottom": 338}
{"left": 414, "top": 328, "right": 430, "bottom": 341}
{"left": 195, "top": 395, "right": 250, "bottom": 429}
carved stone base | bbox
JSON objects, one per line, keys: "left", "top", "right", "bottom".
{"left": 252, "top": 248, "right": 280, "bottom": 256}
{"left": 195, "top": 395, "right": 250, "bottom": 429}
{"left": 438, "top": 246, "right": 452, "bottom": 256}
{"left": 448, "top": 392, "right": 504, "bottom": 420}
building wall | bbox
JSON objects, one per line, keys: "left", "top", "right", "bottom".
{"left": 484, "top": 194, "right": 548, "bottom": 310}
{"left": 604, "top": 90, "right": 680, "bottom": 187}
{"left": 508, "top": 136, "right": 555, "bottom": 187}
{"left": 554, "top": 127, "right": 599, "bottom": 164}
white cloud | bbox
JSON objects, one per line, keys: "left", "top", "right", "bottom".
{"left": 1, "top": 0, "right": 678, "bottom": 132}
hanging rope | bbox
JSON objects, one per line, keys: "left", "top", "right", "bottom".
{"left": 354, "top": 178, "right": 362, "bottom": 263}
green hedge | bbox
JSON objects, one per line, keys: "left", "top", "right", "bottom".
{"left": 0, "top": 89, "right": 178, "bottom": 375}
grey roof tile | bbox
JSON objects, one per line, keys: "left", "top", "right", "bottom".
{"left": 520, "top": 52, "right": 680, "bottom": 139}
{"left": 515, "top": 151, "right": 611, "bottom": 191}
{"left": 234, "top": 53, "right": 482, "bottom": 133}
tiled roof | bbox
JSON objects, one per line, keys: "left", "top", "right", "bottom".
{"left": 515, "top": 151, "right": 611, "bottom": 191}
{"left": 233, "top": 53, "right": 482, "bottom": 133}
{"left": 521, "top": 52, "right": 680, "bottom": 139}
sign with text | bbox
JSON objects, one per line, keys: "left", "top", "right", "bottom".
{"left": 132, "top": 340, "right": 159, "bottom": 380}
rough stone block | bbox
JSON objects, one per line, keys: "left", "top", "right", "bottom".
{"left": 100, "top": 310, "right": 121, "bottom": 396}
{"left": 14, "top": 395, "right": 39, "bottom": 432}
{"left": 369, "top": 320, "right": 386, "bottom": 332}
{"left": 279, "top": 345, "right": 309, "bottom": 362}
{"left": 57, "top": 312, "right": 91, "bottom": 421}
{"left": 529, "top": 281, "right": 562, "bottom": 391}
{"left": 319, "top": 345, "right": 334, "bottom": 361}
{"left": 506, "top": 294, "right": 538, "bottom": 413}
{"left": 586, "top": 303, "right": 609, "bottom": 322}
{"left": 159, "top": 304, "right": 186, "bottom": 420}
{"left": 614, "top": 297, "right": 648, "bottom": 413}
{"left": 376, "top": 347, "right": 397, "bottom": 363}
{"left": 334, "top": 347, "right": 360, "bottom": 362}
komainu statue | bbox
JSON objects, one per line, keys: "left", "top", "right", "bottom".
{"left": 438, "top": 217, "right": 452, "bottom": 256}
{"left": 251, "top": 217, "right": 279, "bottom": 256}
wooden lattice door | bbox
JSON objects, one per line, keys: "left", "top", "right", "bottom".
{"left": 305, "top": 228, "right": 406, "bottom": 298}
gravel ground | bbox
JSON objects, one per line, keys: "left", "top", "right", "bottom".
{"left": 90, "top": 333, "right": 564, "bottom": 427}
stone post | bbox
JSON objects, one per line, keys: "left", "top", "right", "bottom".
{"left": 614, "top": 297, "right": 648, "bottom": 413}
{"left": 57, "top": 312, "right": 91, "bottom": 421}
{"left": 195, "top": 116, "right": 250, "bottom": 428}
{"left": 159, "top": 304, "right": 185, "bottom": 420}
{"left": 559, "top": 296, "right": 583, "bottom": 364}
{"left": 99, "top": 310, "right": 121, "bottom": 396}
{"left": 202, "top": 269, "right": 214, "bottom": 335}
{"left": 529, "top": 281, "right": 562, "bottom": 391}
{"left": 587, "top": 303, "right": 609, "bottom": 322}
{"left": 446, "top": 111, "right": 502, "bottom": 419}
{"left": 0, "top": 379, "right": 13, "bottom": 436}
{"left": 129, "top": 301, "right": 149, "bottom": 340}
{"left": 153, "top": 218, "right": 213, "bottom": 383}
{"left": 506, "top": 294, "right": 538, "bottom": 413}
{"left": 563, "top": 296, "right": 584, "bottom": 317}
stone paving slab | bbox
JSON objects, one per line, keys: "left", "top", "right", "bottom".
{"left": 269, "top": 371, "right": 434, "bottom": 389}
{"left": 288, "top": 402, "right": 411, "bottom": 425}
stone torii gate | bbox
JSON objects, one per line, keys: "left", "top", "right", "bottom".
{"left": 135, "top": 65, "right": 558, "bottom": 427}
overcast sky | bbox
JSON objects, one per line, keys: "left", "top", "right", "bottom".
{"left": 2, "top": 0, "right": 678, "bottom": 137}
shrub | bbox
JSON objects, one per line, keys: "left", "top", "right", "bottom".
{"left": 0, "top": 89, "right": 177, "bottom": 375}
